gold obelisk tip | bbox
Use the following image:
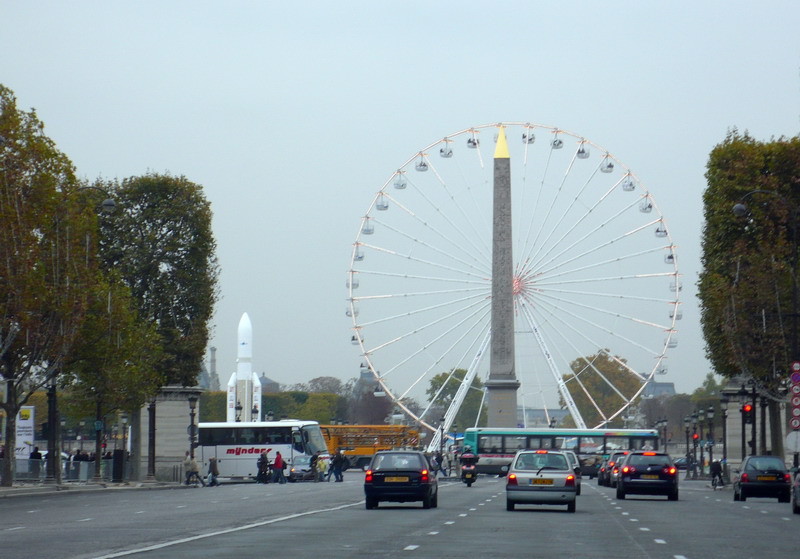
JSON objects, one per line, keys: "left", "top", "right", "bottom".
{"left": 494, "top": 126, "right": 510, "bottom": 159}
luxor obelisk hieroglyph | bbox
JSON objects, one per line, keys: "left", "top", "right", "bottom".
{"left": 485, "top": 126, "right": 520, "bottom": 427}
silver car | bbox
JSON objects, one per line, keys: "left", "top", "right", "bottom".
{"left": 561, "top": 449, "right": 582, "bottom": 496}
{"left": 505, "top": 450, "right": 577, "bottom": 512}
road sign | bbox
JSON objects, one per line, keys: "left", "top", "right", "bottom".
{"left": 94, "top": 420, "right": 103, "bottom": 431}
{"left": 792, "top": 370, "right": 800, "bottom": 430}
{"left": 792, "top": 361, "right": 800, "bottom": 373}
{"left": 792, "top": 418, "right": 800, "bottom": 430}
{"left": 788, "top": 430, "right": 800, "bottom": 451}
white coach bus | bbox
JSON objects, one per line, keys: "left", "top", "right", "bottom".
{"left": 197, "top": 420, "right": 328, "bottom": 480}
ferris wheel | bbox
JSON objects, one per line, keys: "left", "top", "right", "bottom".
{"left": 347, "top": 122, "right": 680, "bottom": 438}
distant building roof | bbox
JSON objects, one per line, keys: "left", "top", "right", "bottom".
{"left": 259, "top": 374, "right": 281, "bottom": 393}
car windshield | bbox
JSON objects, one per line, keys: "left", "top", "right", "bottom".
{"left": 514, "top": 453, "right": 568, "bottom": 471}
{"left": 628, "top": 455, "right": 670, "bottom": 467}
{"left": 293, "top": 456, "right": 310, "bottom": 465}
{"left": 745, "top": 457, "right": 786, "bottom": 472}
{"left": 371, "top": 453, "right": 424, "bottom": 471}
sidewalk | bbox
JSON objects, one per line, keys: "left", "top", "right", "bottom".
{"left": 0, "top": 480, "right": 186, "bottom": 499}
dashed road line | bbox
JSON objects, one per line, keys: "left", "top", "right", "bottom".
{"left": 444, "top": 521, "right": 455, "bottom": 525}
{"left": 6, "top": 526, "right": 26, "bottom": 531}
{"left": 77, "top": 518, "right": 93, "bottom": 522}
{"left": 428, "top": 532, "right": 439, "bottom": 535}
{"left": 639, "top": 527, "right": 650, "bottom": 531}
{"left": 654, "top": 539, "right": 666, "bottom": 544}
{"left": 404, "top": 545, "right": 419, "bottom": 551}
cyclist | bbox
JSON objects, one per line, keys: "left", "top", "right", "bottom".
{"left": 709, "top": 459, "right": 724, "bottom": 488}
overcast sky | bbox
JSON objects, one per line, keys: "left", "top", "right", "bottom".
{"left": 2, "top": 1, "right": 798, "bottom": 401}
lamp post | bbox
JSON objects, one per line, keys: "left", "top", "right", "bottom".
{"left": 439, "top": 417, "right": 445, "bottom": 459}
{"left": 188, "top": 395, "right": 198, "bottom": 460}
{"left": 146, "top": 399, "right": 157, "bottom": 481}
{"left": 120, "top": 412, "right": 128, "bottom": 481}
{"left": 235, "top": 401, "right": 243, "bottom": 423}
{"left": 267, "top": 410, "right": 275, "bottom": 422}
{"left": 60, "top": 419, "right": 66, "bottom": 454}
{"left": 251, "top": 404, "right": 259, "bottom": 422}
{"left": 698, "top": 408, "right": 706, "bottom": 476}
{"left": 720, "top": 396, "right": 729, "bottom": 481}
{"left": 706, "top": 405, "right": 715, "bottom": 467}
{"left": 684, "top": 416, "right": 691, "bottom": 480}
{"left": 691, "top": 412, "right": 698, "bottom": 479}
{"left": 79, "top": 420, "right": 85, "bottom": 452}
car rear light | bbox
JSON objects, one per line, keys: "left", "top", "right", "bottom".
{"left": 741, "top": 473, "right": 748, "bottom": 483}
{"left": 667, "top": 467, "right": 677, "bottom": 475}
{"left": 785, "top": 473, "right": 792, "bottom": 483}
{"left": 365, "top": 470, "right": 373, "bottom": 483}
{"left": 421, "top": 469, "right": 429, "bottom": 482}
{"left": 622, "top": 466, "right": 636, "bottom": 474}
{"left": 565, "top": 475, "right": 575, "bottom": 487}
{"left": 643, "top": 452, "right": 657, "bottom": 456}
{"left": 535, "top": 450, "right": 549, "bottom": 454}
{"left": 507, "top": 473, "right": 518, "bottom": 486}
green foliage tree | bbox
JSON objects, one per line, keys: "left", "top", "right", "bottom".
{"left": 698, "top": 131, "right": 800, "bottom": 456}
{"left": 0, "top": 84, "right": 100, "bottom": 485}
{"left": 96, "top": 173, "right": 220, "bottom": 386}
{"left": 426, "top": 369, "right": 487, "bottom": 428}
{"left": 560, "top": 351, "right": 643, "bottom": 428}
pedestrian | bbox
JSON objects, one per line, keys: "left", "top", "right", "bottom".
{"left": 272, "top": 451, "right": 287, "bottom": 484}
{"left": 207, "top": 457, "right": 220, "bottom": 487}
{"left": 256, "top": 452, "right": 270, "bottom": 484}
{"left": 310, "top": 451, "right": 320, "bottom": 482}
{"left": 184, "top": 451, "right": 205, "bottom": 486}
{"left": 332, "top": 450, "right": 345, "bottom": 482}
{"left": 710, "top": 459, "right": 724, "bottom": 488}
{"left": 317, "top": 453, "right": 328, "bottom": 482}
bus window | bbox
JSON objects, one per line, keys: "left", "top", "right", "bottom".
{"left": 578, "top": 437, "right": 602, "bottom": 454}
{"left": 478, "top": 435, "right": 503, "bottom": 454}
{"left": 293, "top": 430, "right": 306, "bottom": 454}
{"left": 505, "top": 436, "right": 527, "bottom": 453}
{"left": 606, "top": 436, "right": 630, "bottom": 450}
{"left": 266, "top": 428, "right": 292, "bottom": 445}
{"left": 529, "top": 437, "right": 553, "bottom": 449}
{"left": 199, "top": 427, "right": 235, "bottom": 446}
{"left": 302, "top": 425, "right": 328, "bottom": 454}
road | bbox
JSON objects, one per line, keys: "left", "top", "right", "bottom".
{"left": 1, "top": 475, "right": 798, "bottom": 559}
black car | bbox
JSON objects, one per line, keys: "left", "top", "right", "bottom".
{"left": 364, "top": 451, "right": 438, "bottom": 509}
{"left": 733, "top": 455, "right": 791, "bottom": 502}
{"left": 598, "top": 451, "right": 628, "bottom": 487}
{"left": 615, "top": 451, "right": 678, "bottom": 500}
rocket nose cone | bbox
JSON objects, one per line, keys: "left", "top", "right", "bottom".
{"left": 239, "top": 312, "right": 251, "bottom": 328}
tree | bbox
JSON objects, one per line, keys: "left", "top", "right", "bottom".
{"left": 561, "top": 351, "right": 643, "bottom": 428}
{"left": 426, "top": 369, "right": 487, "bottom": 429}
{"left": 699, "top": 131, "right": 800, "bottom": 457}
{"left": 97, "top": 173, "right": 220, "bottom": 386}
{"left": 307, "top": 376, "right": 345, "bottom": 394}
{"left": 0, "top": 84, "right": 100, "bottom": 485}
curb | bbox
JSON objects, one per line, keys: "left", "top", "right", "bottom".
{"left": 0, "top": 482, "right": 186, "bottom": 499}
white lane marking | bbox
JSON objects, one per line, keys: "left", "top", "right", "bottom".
{"left": 674, "top": 556, "right": 688, "bottom": 559}
{"left": 760, "top": 510, "right": 768, "bottom": 514}
{"left": 176, "top": 505, "right": 186, "bottom": 509}
{"left": 469, "top": 508, "right": 477, "bottom": 511}
{"left": 428, "top": 532, "right": 439, "bottom": 535}
{"left": 92, "top": 501, "right": 363, "bottom": 559}
{"left": 615, "top": 506, "right": 622, "bottom": 510}
{"left": 629, "top": 518, "right": 638, "bottom": 522}
{"left": 622, "top": 512, "right": 629, "bottom": 516}
{"left": 639, "top": 527, "right": 651, "bottom": 532}
{"left": 743, "top": 506, "right": 750, "bottom": 509}
{"left": 404, "top": 545, "right": 419, "bottom": 551}
{"left": 782, "top": 517, "right": 791, "bottom": 521}
{"left": 478, "top": 503, "right": 485, "bottom": 506}
{"left": 77, "top": 518, "right": 93, "bottom": 522}
{"left": 6, "top": 527, "right": 26, "bottom": 531}
{"left": 444, "top": 521, "right": 455, "bottom": 525}
{"left": 655, "top": 539, "right": 666, "bottom": 544}
{"left": 27, "top": 510, "right": 39, "bottom": 513}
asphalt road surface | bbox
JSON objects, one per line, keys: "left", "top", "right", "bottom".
{"left": 2, "top": 475, "right": 799, "bottom": 559}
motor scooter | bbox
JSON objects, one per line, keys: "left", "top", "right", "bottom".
{"left": 460, "top": 452, "right": 479, "bottom": 487}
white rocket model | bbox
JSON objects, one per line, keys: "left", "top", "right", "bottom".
{"left": 226, "top": 312, "right": 262, "bottom": 422}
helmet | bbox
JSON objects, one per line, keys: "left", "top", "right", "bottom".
{"left": 463, "top": 445, "right": 472, "bottom": 452}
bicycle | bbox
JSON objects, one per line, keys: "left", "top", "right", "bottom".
{"left": 711, "top": 473, "right": 724, "bottom": 490}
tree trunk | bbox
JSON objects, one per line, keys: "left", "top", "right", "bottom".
{"left": 760, "top": 399, "right": 768, "bottom": 454}
{"left": 1, "top": 382, "right": 18, "bottom": 487}
{"left": 769, "top": 400, "right": 785, "bottom": 459}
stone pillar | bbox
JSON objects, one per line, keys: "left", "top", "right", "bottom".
{"left": 485, "top": 126, "right": 520, "bottom": 427}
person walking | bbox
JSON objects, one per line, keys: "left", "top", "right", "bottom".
{"left": 29, "top": 446, "right": 43, "bottom": 480}
{"left": 184, "top": 451, "right": 205, "bottom": 486}
{"left": 207, "top": 457, "right": 220, "bottom": 487}
{"left": 256, "top": 452, "right": 270, "bottom": 484}
{"left": 332, "top": 450, "right": 345, "bottom": 482}
{"left": 272, "top": 451, "right": 287, "bottom": 484}
{"left": 317, "top": 453, "right": 328, "bottom": 482}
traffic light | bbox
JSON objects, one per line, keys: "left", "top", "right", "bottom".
{"left": 692, "top": 433, "right": 699, "bottom": 442}
{"left": 742, "top": 403, "right": 754, "bottom": 424}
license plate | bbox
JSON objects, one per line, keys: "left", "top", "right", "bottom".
{"left": 530, "top": 478, "right": 553, "bottom": 485}
{"left": 757, "top": 475, "right": 776, "bottom": 481}
{"left": 385, "top": 476, "right": 409, "bottom": 482}
{"left": 641, "top": 475, "right": 659, "bottom": 479}
{"left": 465, "top": 473, "right": 474, "bottom": 479}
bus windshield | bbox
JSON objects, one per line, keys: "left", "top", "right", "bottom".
{"left": 301, "top": 425, "right": 328, "bottom": 454}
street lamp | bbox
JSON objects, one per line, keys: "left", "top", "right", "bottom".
{"left": 706, "top": 405, "right": 715, "bottom": 466}
{"left": 267, "top": 410, "right": 275, "bottom": 422}
{"left": 691, "top": 412, "right": 698, "bottom": 479}
{"left": 251, "top": 404, "right": 259, "bottom": 422}
{"left": 120, "top": 412, "right": 128, "bottom": 481}
{"left": 683, "top": 416, "right": 691, "bottom": 480}
{"left": 720, "top": 396, "right": 729, "bottom": 481}
{"left": 439, "top": 416, "right": 446, "bottom": 458}
{"left": 188, "top": 395, "right": 198, "bottom": 459}
{"left": 235, "top": 400, "right": 243, "bottom": 422}
{"left": 698, "top": 407, "right": 706, "bottom": 476}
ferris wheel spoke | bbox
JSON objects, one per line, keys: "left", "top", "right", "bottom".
{"left": 359, "top": 239, "right": 489, "bottom": 281}
{"left": 532, "top": 271, "right": 677, "bottom": 288}
{"left": 528, "top": 244, "right": 673, "bottom": 286}
{"left": 528, "top": 297, "right": 643, "bottom": 409}
{"left": 356, "top": 268, "right": 488, "bottom": 286}
{"left": 403, "top": 171, "right": 492, "bottom": 267}
{"left": 359, "top": 291, "right": 489, "bottom": 331}
{"left": 353, "top": 286, "right": 489, "bottom": 303}
{"left": 532, "top": 290, "right": 672, "bottom": 331}
{"left": 528, "top": 301, "right": 652, "bottom": 381}
{"left": 521, "top": 193, "right": 640, "bottom": 276}
{"left": 526, "top": 213, "right": 661, "bottom": 280}
{"left": 533, "top": 286, "right": 676, "bottom": 305}
{"left": 389, "top": 307, "right": 491, "bottom": 401}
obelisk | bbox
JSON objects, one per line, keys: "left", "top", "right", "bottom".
{"left": 485, "top": 126, "right": 520, "bottom": 427}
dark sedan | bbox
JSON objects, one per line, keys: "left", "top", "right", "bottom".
{"left": 615, "top": 451, "right": 678, "bottom": 500}
{"left": 364, "top": 451, "right": 438, "bottom": 509}
{"left": 733, "top": 455, "right": 791, "bottom": 502}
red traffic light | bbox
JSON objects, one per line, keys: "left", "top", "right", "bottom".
{"left": 742, "top": 404, "right": 753, "bottom": 413}
{"left": 692, "top": 433, "right": 699, "bottom": 440}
